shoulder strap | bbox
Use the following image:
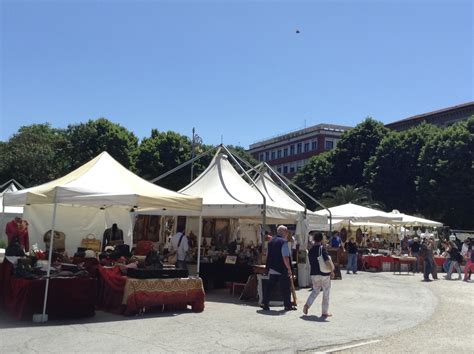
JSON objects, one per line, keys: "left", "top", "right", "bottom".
{"left": 178, "top": 234, "right": 185, "bottom": 247}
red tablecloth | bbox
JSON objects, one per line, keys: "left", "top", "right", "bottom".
{"left": 98, "top": 266, "right": 205, "bottom": 315}
{"left": 433, "top": 256, "right": 445, "bottom": 267}
{"left": 362, "top": 255, "right": 396, "bottom": 270}
{"left": 0, "top": 260, "right": 96, "bottom": 321}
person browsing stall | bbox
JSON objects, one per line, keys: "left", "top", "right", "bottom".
{"left": 261, "top": 225, "right": 296, "bottom": 312}
{"left": 169, "top": 226, "right": 189, "bottom": 270}
{"left": 303, "top": 232, "right": 335, "bottom": 317}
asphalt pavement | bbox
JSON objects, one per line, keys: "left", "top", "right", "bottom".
{"left": 0, "top": 272, "right": 472, "bottom": 353}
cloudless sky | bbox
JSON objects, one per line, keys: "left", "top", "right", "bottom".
{"left": 1, "top": 0, "right": 472, "bottom": 148}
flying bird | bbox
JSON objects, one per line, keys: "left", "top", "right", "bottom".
{"left": 296, "top": 29, "right": 300, "bottom": 34}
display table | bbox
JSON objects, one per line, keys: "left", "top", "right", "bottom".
{"left": 98, "top": 266, "right": 205, "bottom": 315}
{"left": 433, "top": 256, "right": 445, "bottom": 267}
{"left": 198, "top": 262, "right": 253, "bottom": 290}
{"left": 391, "top": 256, "right": 417, "bottom": 274}
{"left": 362, "top": 255, "right": 394, "bottom": 271}
{"left": 122, "top": 277, "right": 204, "bottom": 315}
{"left": 0, "top": 260, "right": 96, "bottom": 321}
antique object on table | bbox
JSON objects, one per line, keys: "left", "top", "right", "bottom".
{"left": 43, "top": 230, "right": 66, "bottom": 252}
{"left": 327, "top": 247, "right": 342, "bottom": 280}
{"left": 81, "top": 234, "right": 101, "bottom": 253}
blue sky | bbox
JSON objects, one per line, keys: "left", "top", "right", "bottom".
{"left": 1, "top": 0, "right": 472, "bottom": 148}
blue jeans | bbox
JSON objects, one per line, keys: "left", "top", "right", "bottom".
{"left": 347, "top": 253, "right": 357, "bottom": 273}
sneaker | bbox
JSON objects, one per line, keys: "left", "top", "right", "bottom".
{"left": 321, "top": 313, "right": 332, "bottom": 317}
{"left": 260, "top": 304, "right": 270, "bottom": 311}
{"left": 346, "top": 271, "right": 351, "bottom": 274}
{"left": 284, "top": 306, "right": 297, "bottom": 311}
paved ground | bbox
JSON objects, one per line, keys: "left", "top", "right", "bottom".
{"left": 0, "top": 272, "right": 472, "bottom": 353}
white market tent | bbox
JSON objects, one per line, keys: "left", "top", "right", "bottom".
{"left": 2, "top": 151, "right": 203, "bottom": 321}
{"left": 314, "top": 202, "right": 402, "bottom": 225}
{"left": 3, "top": 152, "right": 203, "bottom": 254}
{"left": 179, "top": 152, "right": 269, "bottom": 220}
{"left": 387, "top": 210, "right": 443, "bottom": 227}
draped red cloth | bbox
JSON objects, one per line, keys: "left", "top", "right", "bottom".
{"left": 97, "top": 266, "right": 127, "bottom": 313}
{"left": 0, "top": 260, "right": 96, "bottom": 321}
{"left": 97, "top": 266, "right": 205, "bottom": 315}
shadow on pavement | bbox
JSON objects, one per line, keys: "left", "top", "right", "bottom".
{"left": 300, "top": 315, "right": 329, "bottom": 322}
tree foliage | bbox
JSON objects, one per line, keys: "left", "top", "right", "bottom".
{"left": 319, "top": 184, "right": 384, "bottom": 210}
{"left": 364, "top": 123, "right": 440, "bottom": 213}
{"left": 0, "top": 124, "right": 70, "bottom": 187}
{"left": 416, "top": 117, "right": 474, "bottom": 228}
{"left": 331, "top": 118, "right": 388, "bottom": 187}
{"left": 66, "top": 118, "right": 138, "bottom": 169}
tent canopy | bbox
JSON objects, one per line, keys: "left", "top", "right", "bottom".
{"left": 179, "top": 153, "right": 266, "bottom": 218}
{"left": 1, "top": 182, "right": 23, "bottom": 215}
{"left": 252, "top": 171, "right": 326, "bottom": 225}
{"left": 387, "top": 210, "right": 443, "bottom": 227}
{"left": 3, "top": 152, "right": 202, "bottom": 212}
{"left": 314, "top": 202, "right": 402, "bottom": 224}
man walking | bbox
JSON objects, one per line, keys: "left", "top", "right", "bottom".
{"left": 303, "top": 232, "right": 334, "bottom": 317}
{"left": 261, "top": 225, "right": 296, "bottom": 312}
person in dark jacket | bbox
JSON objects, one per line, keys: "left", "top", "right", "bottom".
{"left": 261, "top": 225, "right": 295, "bottom": 312}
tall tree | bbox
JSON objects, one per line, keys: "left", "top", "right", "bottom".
{"left": 416, "top": 117, "right": 474, "bottom": 228}
{"left": 332, "top": 118, "right": 388, "bottom": 187}
{"left": 319, "top": 185, "right": 384, "bottom": 209}
{"left": 135, "top": 130, "right": 193, "bottom": 190}
{"left": 66, "top": 118, "right": 138, "bottom": 169}
{"left": 365, "top": 123, "right": 440, "bottom": 213}
{"left": 293, "top": 151, "right": 335, "bottom": 210}
{"left": 0, "top": 124, "right": 69, "bottom": 187}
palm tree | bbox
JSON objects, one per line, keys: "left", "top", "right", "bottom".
{"left": 320, "top": 185, "right": 385, "bottom": 209}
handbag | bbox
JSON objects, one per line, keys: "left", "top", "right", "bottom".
{"left": 44, "top": 230, "right": 66, "bottom": 252}
{"left": 81, "top": 234, "right": 101, "bottom": 252}
{"left": 317, "top": 246, "right": 332, "bottom": 273}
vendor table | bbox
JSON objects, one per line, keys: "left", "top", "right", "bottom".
{"left": 122, "top": 277, "right": 204, "bottom": 315}
{"left": 0, "top": 260, "right": 96, "bottom": 321}
{"left": 362, "top": 255, "right": 394, "bottom": 271}
{"left": 198, "top": 262, "right": 253, "bottom": 290}
{"left": 433, "top": 256, "right": 445, "bottom": 267}
{"left": 391, "top": 256, "right": 417, "bottom": 274}
{"left": 98, "top": 266, "right": 205, "bottom": 315}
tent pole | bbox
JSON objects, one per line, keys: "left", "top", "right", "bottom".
{"left": 0, "top": 204, "right": 5, "bottom": 244}
{"left": 268, "top": 166, "right": 332, "bottom": 237}
{"left": 197, "top": 214, "right": 202, "bottom": 276}
{"left": 221, "top": 145, "right": 267, "bottom": 238}
{"left": 41, "top": 201, "right": 58, "bottom": 322}
{"left": 150, "top": 145, "right": 219, "bottom": 183}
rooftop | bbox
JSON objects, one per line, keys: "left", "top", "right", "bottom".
{"left": 248, "top": 123, "right": 352, "bottom": 150}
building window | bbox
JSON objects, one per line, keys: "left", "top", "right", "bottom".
{"left": 277, "top": 167, "right": 282, "bottom": 173}
{"left": 297, "top": 143, "right": 302, "bottom": 154}
{"left": 290, "top": 145, "right": 295, "bottom": 155}
{"left": 283, "top": 166, "right": 288, "bottom": 174}
{"left": 311, "top": 140, "right": 317, "bottom": 150}
{"left": 271, "top": 151, "right": 276, "bottom": 160}
{"left": 290, "top": 166, "right": 295, "bottom": 173}
{"left": 277, "top": 150, "right": 282, "bottom": 158}
{"left": 325, "top": 140, "right": 334, "bottom": 150}
{"left": 265, "top": 151, "right": 270, "bottom": 160}
{"left": 304, "top": 142, "right": 310, "bottom": 152}
{"left": 259, "top": 153, "right": 264, "bottom": 161}
{"left": 283, "top": 148, "right": 288, "bottom": 157}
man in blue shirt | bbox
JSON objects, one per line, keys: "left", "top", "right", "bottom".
{"left": 261, "top": 225, "right": 296, "bottom": 311}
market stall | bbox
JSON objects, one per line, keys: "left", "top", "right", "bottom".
{"left": 2, "top": 152, "right": 203, "bottom": 321}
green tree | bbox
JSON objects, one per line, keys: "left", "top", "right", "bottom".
{"left": 66, "top": 118, "right": 138, "bottom": 169}
{"left": 136, "top": 130, "right": 193, "bottom": 190}
{"left": 319, "top": 184, "right": 384, "bottom": 209}
{"left": 332, "top": 118, "right": 388, "bottom": 187}
{"left": 417, "top": 117, "right": 474, "bottom": 228}
{"left": 365, "top": 123, "right": 440, "bottom": 213}
{"left": 293, "top": 151, "right": 335, "bottom": 210}
{"left": 0, "top": 124, "right": 70, "bottom": 187}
